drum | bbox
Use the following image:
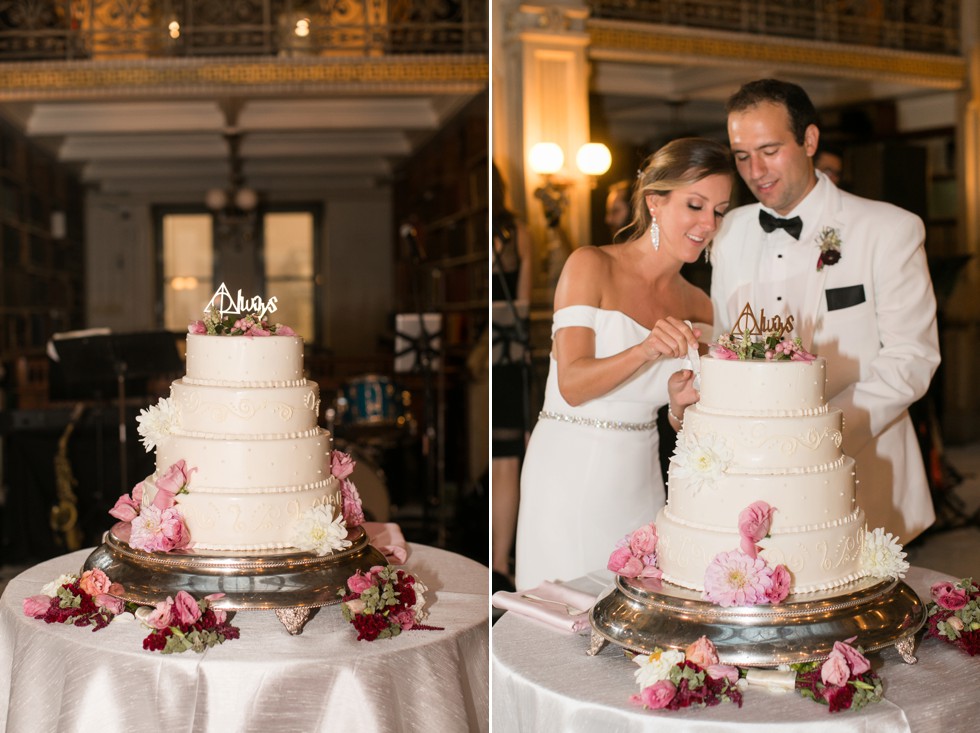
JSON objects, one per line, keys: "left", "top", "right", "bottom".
{"left": 335, "top": 440, "right": 391, "bottom": 523}
{"left": 338, "top": 374, "right": 402, "bottom": 426}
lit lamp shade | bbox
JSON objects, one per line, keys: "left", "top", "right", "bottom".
{"left": 205, "top": 188, "right": 228, "bottom": 211}
{"left": 234, "top": 187, "right": 259, "bottom": 211}
{"left": 576, "top": 143, "right": 612, "bottom": 177}
{"left": 529, "top": 142, "right": 564, "bottom": 176}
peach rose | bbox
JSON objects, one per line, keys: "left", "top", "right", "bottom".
{"left": 79, "top": 569, "right": 111, "bottom": 597}
{"left": 685, "top": 635, "right": 720, "bottom": 668}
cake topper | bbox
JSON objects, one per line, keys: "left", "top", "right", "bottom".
{"left": 732, "top": 303, "right": 794, "bottom": 341}
{"left": 206, "top": 283, "right": 278, "bottom": 321}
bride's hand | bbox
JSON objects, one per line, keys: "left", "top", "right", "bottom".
{"left": 667, "top": 369, "right": 699, "bottom": 411}
{"left": 638, "top": 317, "right": 699, "bottom": 361}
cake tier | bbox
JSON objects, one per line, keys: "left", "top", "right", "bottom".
{"left": 655, "top": 505, "right": 868, "bottom": 594}
{"left": 698, "top": 356, "right": 827, "bottom": 416}
{"left": 676, "top": 407, "right": 844, "bottom": 473}
{"left": 155, "top": 429, "right": 332, "bottom": 489}
{"left": 170, "top": 379, "right": 320, "bottom": 436}
{"left": 184, "top": 333, "right": 305, "bottom": 386}
{"left": 141, "top": 474, "right": 341, "bottom": 551}
{"left": 667, "top": 456, "right": 856, "bottom": 529}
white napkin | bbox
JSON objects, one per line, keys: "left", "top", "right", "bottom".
{"left": 684, "top": 319, "right": 703, "bottom": 391}
{"left": 492, "top": 580, "right": 597, "bottom": 633}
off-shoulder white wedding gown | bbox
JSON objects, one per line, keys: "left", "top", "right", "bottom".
{"left": 514, "top": 306, "right": 687, "bottom": 591}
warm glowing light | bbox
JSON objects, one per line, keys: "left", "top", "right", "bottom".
{"left": 529, "top": 142, "right": 564, "bottom": 176}
{"left": 168, "top": 21, "right": 180, "bottom": 40}
{"left": 205, "top": 188, "right": 228, "bottom": 211}
{"left": 576, "top": 143, "right": 612, "bottom": 177}
{"left": 171, "top": 276, "right": 199, "bottom": 291}
{"left": 234, "top": 187, "right": 259, "bottom": 211}
{"left": 294, "top": 18, "right": 311, "bottom": 37}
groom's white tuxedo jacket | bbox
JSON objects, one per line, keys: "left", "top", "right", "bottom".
{"left": 710, "top": 173, "right": 940, "bottom": 542}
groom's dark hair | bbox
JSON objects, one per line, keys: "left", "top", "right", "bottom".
{"left": 726, "top": 79, "right": 819, "bottom": 146}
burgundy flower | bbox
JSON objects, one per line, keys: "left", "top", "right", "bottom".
{"left": 823, "top": 681, "right": 855, "bottom": 713}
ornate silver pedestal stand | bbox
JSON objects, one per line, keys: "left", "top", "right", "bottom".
{"left": 82, "top": 523, "right": 388, "bottom": 634}
{"left": 589, "top": 574, "right": 926, "bottom": 667}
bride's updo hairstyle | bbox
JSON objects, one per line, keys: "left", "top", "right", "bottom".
{"left": 628, "top": 137, "right": 733, "bottom": 239}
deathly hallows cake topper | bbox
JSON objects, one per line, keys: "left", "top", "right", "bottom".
{"left": 731, "top": 303, "right": 795, "bottom": 341}
{"left": 206, "top": 282, "right": 278, "bottom": 321}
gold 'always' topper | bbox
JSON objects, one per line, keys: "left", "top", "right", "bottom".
{"left": 732, "top": 303, "right": 795, "bottom": 340}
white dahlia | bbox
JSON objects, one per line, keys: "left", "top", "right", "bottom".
{"left": 633, "top": 648, "right": 686, "bottom": 689}
{"left": 136, "top": 397, "right": 177, "bottom": 452}
{"left": 669, "top": 432, "right": 733, "bottom": 493}
{"left": 290, "top": 504, "right": 352, "bottom": 556}
{"left": 861, "top": 527, "right": 909, "bottom": 579}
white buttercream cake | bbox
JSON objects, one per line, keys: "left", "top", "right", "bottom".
{"left": 656, "top": 355, "right": 869, "bottom": 594}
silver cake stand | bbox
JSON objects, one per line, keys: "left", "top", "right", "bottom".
{"left": 82, "top": 523, "right": 388, "bottom": 634}
{"left": 588, "top": 574, "right": 927, "bottom": 667}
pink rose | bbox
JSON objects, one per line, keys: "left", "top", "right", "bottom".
{"left": 791, "top": 349, "right": 817, "bottom": 362}
{"left": 632, "top": 680, "right": 677, "bottom": 710}
{"left": 188, "top": 321, "right": 207, "bottom": 335}
{"left": 706, "top": 664, "right": 739, "bottom": 684}
{"left": 23, "top": 594, "right": 51, "bottom": 618}
{"left": 766, "top": 564, "right": 791, "bottom": 604}
{"left": 275, "top": 325, "right": 296, "bottom": 336}
{"left": 95, "top": 594, "right": 125, "bottom": 615}
{"left": 628, "top": 523, "right": 658, "bottom": 557}
{"left": 212, "top": 607, "right": 228, "bottom": 625}
{"left": 145, "top": 596, "right": 175, "bottom": 629}
{"left": 607, "top": 547, "right": 643, "bottom": 578}
{"left": 347, "top": 571, "right": 376, "bottom": 595}
{"left": 108, "top": 493, "right": 140, "bottom": 522}
{"left": 833, "top": 639, "right": 871, "bottom": 675}
{"left": 935, "top": 586, "right": 969, "bottom": 611}
{"left": 738, "top": 501, "right": 775, "bottom": 559}
{"left": 638, "top": 564, "right": 663, "bottom": 580}
{"left": 709, "top": 344, "right": 739, "bottom": 360}
{"left": 203, "top": 593, "right": 226, "bottom": 603}
{"left": 684, "top": 635, "right": 720, "bottom": 668}
{"left": 341, "top": 479, "right": 365, "bottom": 527}
{"left": 331, "top": 450, "right": 356, "bottom": 480}
{"left": 173, "top": 591, "right": 202, "bottom": 625}
{"left": 79, "top": 569, "right": 111, "bottom": 597}
{"left": 132, "top": 482, "right": 144, "bottom": 504}
{"left": 820, "top": 649, "right": 851, "bottom": 686}
{"left": 159, "top": 507, "right": 190, "bottom": 550}
{"left": 156, "top": 460, "right": 195, "bottom": 496}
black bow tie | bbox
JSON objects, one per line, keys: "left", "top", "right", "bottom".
{"left": 759, "top": 210, "right": 803, "bottom": 239}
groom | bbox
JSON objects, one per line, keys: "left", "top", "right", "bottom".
{"left": 710, "top": 79, "right": 940, "bottom": 543}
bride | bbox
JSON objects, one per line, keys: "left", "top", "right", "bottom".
{"left": 514, "top": 137, "right": 734, "bottom": 591}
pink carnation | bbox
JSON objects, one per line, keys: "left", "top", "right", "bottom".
{"left": 331, "top": 450, "right": 356, "bottom": 479}
{"left": 79, "top": 569, "right": 111, "bottom": 597}
{"left": 738, "top": 501, "right": 775, "bottom": 559}
{"left": 628, "top": 523, "right": 658, "bottom": 557}
{"left": 188, "top": 321, "right": 207, "bottom": 335}
{"left": 108, "top": 493, "right": 140, "bottom": 522}
{"left": 174, "top": 591, "right": 202, "bottom": 625}
{"left": 631, "top": 680, "right": 677, "bottom": 710}
{"left": 766, "top": 564, "right": 791, "bottom": 604}
{"left": 703, "top": 550, "right": 774, "bottom": 607}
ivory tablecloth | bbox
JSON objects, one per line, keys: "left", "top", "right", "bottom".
{"left": 1, "top": 543, "right": 488, "bottom": 733}
{"left": 492, "top": 566, "right": 980, "bottom": 732}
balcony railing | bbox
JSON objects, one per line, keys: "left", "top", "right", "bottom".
{"left": 590, "top": 0, "right": 961, "bottom": 56}
{"left": 0, "top": 0, "right": 488, "bottom": 60}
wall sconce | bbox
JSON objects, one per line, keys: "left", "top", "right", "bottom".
{"left": 529, "top": 141, "right": 612, "bottom": 227}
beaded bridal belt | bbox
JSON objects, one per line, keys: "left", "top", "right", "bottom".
{"left": 537, "top": 410, "right": 657, "bottom": 432}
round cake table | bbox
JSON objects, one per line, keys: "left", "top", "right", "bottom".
{"left": 1, "top": 543, "right": 488, "bottom": 733}
{"left": 492, "top": 566, "right": 980, "bottom": 733}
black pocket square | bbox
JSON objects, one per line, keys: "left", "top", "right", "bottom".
{"left": 826, "top": 284, "right": 866, "bottom": 311}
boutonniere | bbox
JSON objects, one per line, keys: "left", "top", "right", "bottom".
{"left": 815, "top": 227, "right": 842, "bottom": 271}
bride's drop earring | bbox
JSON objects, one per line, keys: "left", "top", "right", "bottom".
{"left": 650, "top": 212, "right": 660, "bottom": 251}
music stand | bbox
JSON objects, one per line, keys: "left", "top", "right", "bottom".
{"left": 50, "top": 331, "right": 183, "bottom": 493}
